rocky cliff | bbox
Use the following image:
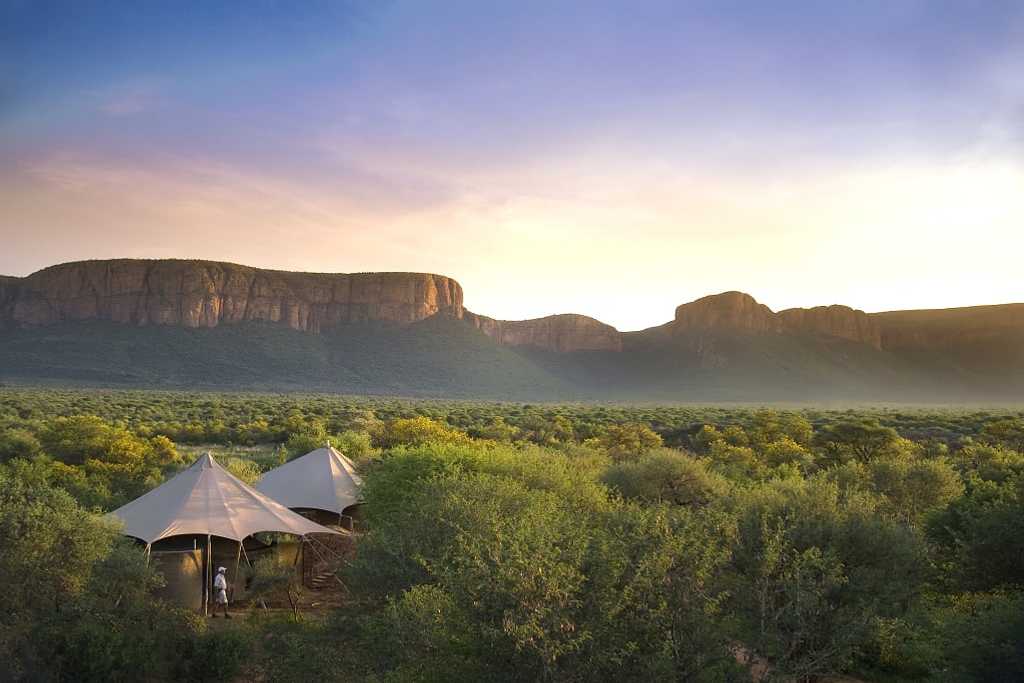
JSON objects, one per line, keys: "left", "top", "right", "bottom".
{"left": 780, "top": 305, "right": 882, "bottom": 350}
{"left": 3, "top": 260, "right": 1019, "bottom": 357}
{"left": 0, "top": 259, "right": 622, "bottom": 353}
{"left": 666, "top": 291, "right": 882, "bottom": 348}
{"left": 466, "top": 312, "right": 623, "bottom": 352}
{"left": 2, "top": 260, "right": 463, "bottom": 332}
{"left": 673, "top": 292, "right": 781, "bottom": 334}
{"left": 873, "top": 304, "right": 1024, "bottom": 351}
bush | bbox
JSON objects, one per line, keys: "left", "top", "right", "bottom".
{"left": 602, "top": 449, "right": 728, "bottom": 507}
{"left": 222, "top": 457, "right": 262, "bottom": 485}
{"left": 247, "top": 554, "right": 304, "bottom": 618}
{"left": 940, "top": 591, "right": 1024, "bottom": 681}
{"left": 178, "top": 628, "right": 254, "bottom": 682}
{"left": 728, "top": 477, "right": 927, "bottom": 679}
{"left": 0, "top": 427, "right": 41, "bottom": 462}
{"left": 593, "top": 422, "right": 662, "bottom": 459}
{"left": 0, "top": 463, "right": 196, "bottom": 681}
{"left": 375, "top": 416, "right": 471, "bottom": 449}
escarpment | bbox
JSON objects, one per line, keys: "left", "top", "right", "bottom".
{"left": 465, "top": 311, "right": 623, "bottom": 352}
{"left": 2, "top": 260, "right": 1019, "bottom": 356}
{"left": 666, "top": 291, "right": 882, "bottom": 348}
{"left": 3, "top": 260, "right": 463, "bottom": 332}
{"left": 780, "top": 305, "right": 882, "bottom": 350}
{"left": 672, "top": 291, "right": 781, "bottom": 334}
{"left": 0, "top": 260, "right": 622, "bottom": 353}
{"left": 873, "top": 304, "right": 1024, "bottom": 351}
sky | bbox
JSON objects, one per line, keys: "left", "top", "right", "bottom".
{"left": 0, "top": 0, "right": 1021, "bottom": 331}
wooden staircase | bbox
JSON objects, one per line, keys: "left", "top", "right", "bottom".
{"left": 302, "top": 528, "right": 357, "bottom": 591}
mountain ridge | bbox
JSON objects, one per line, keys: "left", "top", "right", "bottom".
{"left": 1, "top": 259, "right": 1022, "bottom": 401}
{"left": 3, "top": 258, "right": 1020, "bottom": 355}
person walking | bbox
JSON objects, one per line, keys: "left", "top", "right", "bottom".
{"left": 212, "top": 566, "right": 231, "bottom": 618}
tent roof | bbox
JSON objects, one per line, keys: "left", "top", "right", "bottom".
{"left": 255, "top": 444, "right": 364, "bottom": 516}
{"left": 109, "top": 453, "right": 340, "bottom": 544}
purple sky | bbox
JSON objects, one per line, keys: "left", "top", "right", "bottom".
{"left": 1, "top": 1, "right": 1022, "bottom": 329}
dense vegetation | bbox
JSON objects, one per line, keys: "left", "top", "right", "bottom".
{"left": 1, "top": 388, "right": 1023, "bottom": 681}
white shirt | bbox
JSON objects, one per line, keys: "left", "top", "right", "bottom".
{"left": 214, "top": 573, "right": 227, "bottom": 591}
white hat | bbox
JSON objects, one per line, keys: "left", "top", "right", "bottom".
{"left": 217, "top": 566, "right": 226, "bottom": 573}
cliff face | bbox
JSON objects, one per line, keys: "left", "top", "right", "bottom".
{"left": 466, "top": 312, "right": 623, "bottom": 352}
{"left": 4, "top": 260, "right": 1018, "bottom": 357}
{"left": 667, "top": 292, "right": 882, "bottom": 348}
{"left": 3, "top": 260, "right": 463, "bottom": 332}
{"left": 780, "top": 305, "right": 882, "bottom": 350}
{"left": 673, "top": 292, "right": 780, "bottom": 334}
{"left": 872, "top": 304, "right": 1024, "bottom": 351}
{"left": 0, "top": 259, "right": 621, "bottom": 353}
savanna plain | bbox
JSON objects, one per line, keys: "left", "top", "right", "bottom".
{"left": 2, "top": 387, "right": 1022, "bottom": 681}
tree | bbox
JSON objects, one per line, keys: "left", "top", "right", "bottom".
{"left": 472, "top": 416, "right": 520, "bottom": 443}
{"left": 868, "top": 456, "right": 963, "bottom": 523}
{"left": 520, "top": 415, "right": 576, "bottom": 446}
{"left": 927, "top": 474, "right": 1024, "bottom": 592}
{"left": 748, "top": 410, "right": 813, "bottom": 449}
{"left": 0, "top": 463, "right": 194, "bottom": 680}
{"left": 940, "top": 591, "right": 1024, "bottom": 681}
{"left": 693, "top": 425, "right": 723, "bottom": 453}
{"left": 223, "top": 457, "right": 262, "bottom": 485}
{"left": 762, "top": 437, "right": 816, "bottom": 473}
{"left": 0, "top": 428, "right": 41, "bottom": 463}
{"left": 283, "top": 419, "right": 328, "bottom": 459}
{"left": 602, "top": 449, "right": 729, "bottom": 507}
{"left": 708, "top": 441, "right": 764, "bottom": 481}
{"left": 980, "top": 418, "right": 1024, "bottom": 452}
{"left": 331, "top": 430, "right": 376, "bottom": 462}
{"left": 954, "top": 443, "right": 1024, "bottom": 483}
{"left": 722, "top": 425, "right": 751, "bottom": 447}
{"left": 815, "top": 420, "right": 900, "bottom": 464}
{"left": 375, "top": 416, "right": 471, "bottom": 449}
{"left": 347, "top": 442, "right": 738, "bottom": 680}
{"left": 35, "top": 415, "right": 182, "bottom": 507}
{"left": 594, "top": 422, "right": 663, "bottom": 459}
{"left": 730, "top": 478, "right": 926, "bottom": 679}
{"left": 38, "top": 415, "right": 114, "bottom": 465}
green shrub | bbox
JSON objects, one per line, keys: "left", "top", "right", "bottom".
{"left": 178, "top": 628, "right": 254, "bottom": 682}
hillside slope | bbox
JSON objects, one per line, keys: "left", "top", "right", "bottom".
{"left": 0, "top": 318, "right": 580, "bottom": 399}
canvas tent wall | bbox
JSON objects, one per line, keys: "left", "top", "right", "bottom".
{"left": 109, "top": 452, "right": 339, "bottom": 612}
{"left": 255, "top": 444, "right": 364, "bottom": 523}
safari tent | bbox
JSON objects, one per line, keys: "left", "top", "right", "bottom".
{"left": 255, "top": 443, "right": 364, "bottom": 528}
{"left": 109, "top": 452, "right": 340, "bottom": 612}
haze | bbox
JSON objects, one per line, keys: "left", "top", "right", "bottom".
{"left": 1, "top": 1, "right": 1022, "bottom": 331}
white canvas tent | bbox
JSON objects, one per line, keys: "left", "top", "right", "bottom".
{"left": 110, "top": 452, "right": 338, "bottom": 543}
{"left": 255, "top": 443, "right": 363, "bottom": 517}
{"left": 109, "top": 452, "right": 340, "bottom": 612}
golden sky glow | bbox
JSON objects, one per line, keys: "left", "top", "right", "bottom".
{"left": 2, "top": 153, "right": 1021, "bottom": 330}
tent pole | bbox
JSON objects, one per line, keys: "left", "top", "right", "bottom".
{"left": 204, "top": 534, "right": 211, "bottom": 616}
{"left": 233, "top": 540, "right": 243, "bottom": 603}
{"left": 144, "top": 543, "right": 152, "bottom": 566}
{"left": 241, "top": 542, "right": 254, "bottom": 568}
